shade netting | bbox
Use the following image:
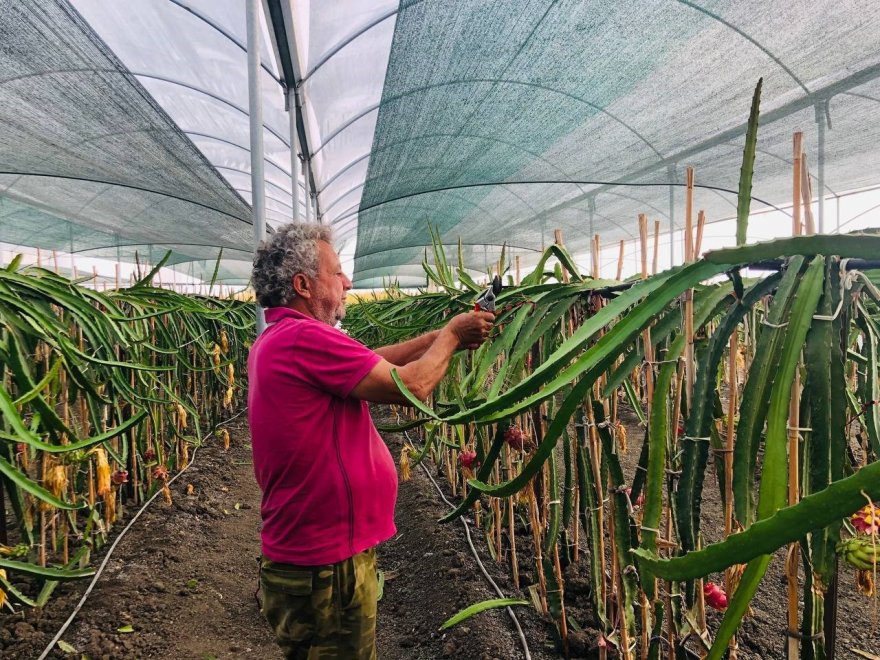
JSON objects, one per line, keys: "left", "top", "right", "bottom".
{"left": 350, "top": 0, "right": 880, "bottom": 287}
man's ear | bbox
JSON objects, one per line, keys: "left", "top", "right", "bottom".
{"left": 292, "top": 273, "right": 311, "bottom": 298}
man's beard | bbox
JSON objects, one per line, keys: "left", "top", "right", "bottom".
{"left": 315, "top": 300, "right": 346, "bottom": 326}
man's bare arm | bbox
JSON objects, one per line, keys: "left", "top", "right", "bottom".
{"left": 351, "top": 312, "right": 494, "bottom": 404}
{"left": 373, "top": 330, "right": 440, "bottom": 366}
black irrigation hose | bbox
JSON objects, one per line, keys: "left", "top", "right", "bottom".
{"left": 403, "top": 429, "right": 532, "bottom": 660}
{"left": 37, "top": 409, "right": 248, "bottom": 660}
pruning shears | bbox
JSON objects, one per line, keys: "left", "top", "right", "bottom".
{"left": 474, "top": 275, "right": 502, "bottom": 313}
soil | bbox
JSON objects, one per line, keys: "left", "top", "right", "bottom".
{"left": 612, "top": 404, "right": 880, "bottom": 659}
{"left": 0, "top": 411, "right": 559, "bottom": 660}
{"left": 2, "top": 403, "right": 877, "bottom": 659}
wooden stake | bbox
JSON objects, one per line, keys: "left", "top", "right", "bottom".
{"left": 652, "top": 220, "right": 660, "bottom": 275}
{"left": 515, "top": 255, "right": 521, "bottom": 285}
{"left": 616, "top": 240, "right": 626, "bottom": 280}
{"left": 792, "top": 133, "right": 803, "bottom": 237}
{"left": 592, "top": 234, "right": 601, "bottom": 279}
{"left": 786, "top": 132, "right": 804, "bottom": 660}
{"left": 801, "top": 151, "right": 815, "bottom": 235}
{"left": 685, "top": 167, "right": 695, "bottom": 262}
{"left": 695, "top": 210, "right": 706, "bottom": 258}
{"left": 639, "top": 214, "right": 656, "bottom": 657}
{"left": 506, "top": 448, "right": 520, "bottom": 589}
{"left": 527, "top": 483, "right": 549, "bottom": 614}
{"left": 554, "top": 229, "right": 570, "bottom": 284}
{"left": 684, "top": 169, "right": 696, "bottom": 409}
{"left": 725, "top": 332, "right": 739, "bottom": 657}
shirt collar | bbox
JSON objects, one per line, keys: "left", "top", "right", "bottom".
{"left": 264, "top": 307, "right": 316, "bottom": 325}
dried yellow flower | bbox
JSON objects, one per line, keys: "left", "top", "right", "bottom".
{"left": 176, "top": 403, "right": 188, "bottom": 430}
{"left": 399, "top": 446, "right": 411, "bottom": 482}
{"left": 94, "top": 448, "right": 111, "bottom": 498}
{"left": 219, "top": 329, "right": 229, "bottom": 354}
{"left": 857, "top": 568, "right": 876, "bottom": 597}
{"left": 217, "top": 428, "right": 230, "bottom": 451}
{"left": 212, "top": 343, "right": 221, "bottom": 374}
{"left": 616, "top": 422, "right": 628, "bottom": 453}
{"left": 46, "top": 464, "right": 68, "bottom": 499}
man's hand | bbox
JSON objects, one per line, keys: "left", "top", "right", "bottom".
{"left": 446, "top": 311, "right": 495, "bottom": 351}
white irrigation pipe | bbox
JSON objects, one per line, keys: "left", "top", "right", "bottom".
{"left": 403, "top": 429, "right": 532, "bottom": 660}
{"left": 37, "top": 409, "right": 248, "bottom": 660}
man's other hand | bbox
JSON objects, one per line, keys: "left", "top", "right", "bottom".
{"left": 447, "top": 311, "right": 495, "bottom": 351}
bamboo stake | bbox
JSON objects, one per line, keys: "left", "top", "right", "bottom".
{"left": 527, "top": 482, "right": 549, "bottom": 613}
{"left": 616, "top": 240, "right": 626, "bottom": 280}
{"left": 639, "top": 214, "right": 654, "bottom": 658}
{"left": 506, "top": 447, "right": 520, "bottom": 588}
{"left": 493, "top": 462, "right": 503, "bottom": 561}
{"left": 725, "top": 332, "right": 740, "bottom": 658}
{"left": 555, "top": 229, "right": 570, "bottom": 284}
{"left": 592, "top": 234, "right": 601, "bottom": 279}
{"left": 586, "top": 402, "right": 607, "bottom": 639}
{"left": 792, "top": 133, "right": 803, "bottom": 237}
{"left": 553, "top": 542, "right": 569, "bottom": 656}
{"left": 515, "top": 255, "right": 521, "bottom": 285}
{"left": 683, "top": 167, "right": 705, "bottom": 633}
{"left": 695, "top": 210, "right": 706, "bottom": 258}
{"left": 786, "top": 132, "right": 804, "bottom": 660}
{"left": 684, "top": 167, "right": 695, "bottom": 264}
{"left": 724, "top": 332, "right": 738, "bottom": 536}
{"left": 801, "top": 151, "right": 815, "bottom": 235}
{"left": 652, "top": 220, "right": 660, "bottom": 275}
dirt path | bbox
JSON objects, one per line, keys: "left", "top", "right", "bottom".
{"left": 373, "top": 408, "right": 558, "bottom": 660}
{"left": 1, "top": 416, "right": 282, "bottom": 660}
{"left": 1, "top": 412, "right": 560, "bottom": 660}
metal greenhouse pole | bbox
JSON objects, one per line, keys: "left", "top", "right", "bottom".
{"left": 288, "top": 89, "right": 300, "bottom": 222}
{"left": 668, "top": 163, "right": 676, "bottom": 265}
{"left": 247, "top": 0, "right": 267, "bottom": 333}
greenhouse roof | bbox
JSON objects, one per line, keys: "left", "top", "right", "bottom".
{"left": 2, "top": 1, "right": 880, "bottom": 286}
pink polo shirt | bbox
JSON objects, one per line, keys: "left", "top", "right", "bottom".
{"left": 248, "top": 307, "right": 398, "bottom": 566}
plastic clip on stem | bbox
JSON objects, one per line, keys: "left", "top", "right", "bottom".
{"left": 474, "top": 274, "right": 503, "bottom": 313}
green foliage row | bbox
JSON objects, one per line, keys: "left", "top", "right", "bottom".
{"left": 0, "top": 257, "right": 253, "bottom": 607}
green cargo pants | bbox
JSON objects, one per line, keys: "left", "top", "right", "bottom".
{"left": 259, "top": 548, "right": 378, "bottom": 660}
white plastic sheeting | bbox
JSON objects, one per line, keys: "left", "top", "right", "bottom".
{"left": 70, "top": 0, "right": 398, "bottom": 278}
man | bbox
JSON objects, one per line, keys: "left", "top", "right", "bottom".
{"left": 249, "top": 223, "right": 494, "bottom": 659}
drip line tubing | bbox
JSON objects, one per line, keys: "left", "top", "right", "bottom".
{"left": 37, "top": 408, "right": 248, "bottom": 660}
{"left": 403, "top": 428, "right": 532, "bottom": 660}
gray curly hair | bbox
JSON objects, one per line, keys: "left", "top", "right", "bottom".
{"left": 252, "top": 223, "right": 334, "bottom": 308}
